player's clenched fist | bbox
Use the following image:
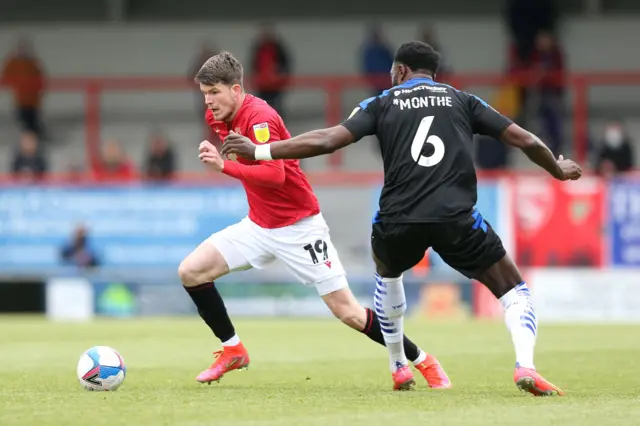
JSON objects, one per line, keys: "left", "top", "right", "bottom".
{"left": 199, "top": 140, "right": 215, "bottom": 154}
{"left": 198, "top": 140, "right": 224, "bottom": 172}
{"left": 556, "top": 155, "right": 582, "bottom": 181}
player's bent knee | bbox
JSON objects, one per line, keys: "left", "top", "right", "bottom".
{"left": 474, "top": 254, "right": 523, "bottom": 298}
{"left": 178, "top": 243, "right": 230, "bottom": 287}
{"left": 178, "top": 260, "right": 203, "bottom": 286}
{"left": 178, "top": 260, "right": 227, "bottom": 286}
{"left": 372, "top": 251, "right": 396, "bottom": 278}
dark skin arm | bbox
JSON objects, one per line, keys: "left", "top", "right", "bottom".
{"left": 221, "top": 126, "right": 355, "bottom": 160}
{"left": 222, "top": 122, "right": 582, "bottom": 181}
{"left": 499, "top": 123, "right": 582, "bottom": 181}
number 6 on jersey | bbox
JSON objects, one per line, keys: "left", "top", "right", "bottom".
{"left": 411, "top": 115, "right": 445, "bottom": 167}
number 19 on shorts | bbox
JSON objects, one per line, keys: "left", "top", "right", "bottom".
{"left": 303, "top": 240, "right": 328, "bottom": 264}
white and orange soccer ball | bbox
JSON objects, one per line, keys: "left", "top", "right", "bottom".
{"left": 76, "top": 346, "right": 126, "bottom": 391}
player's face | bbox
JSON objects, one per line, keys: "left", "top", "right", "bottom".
{"left": 201, "top": 83, "right": 242, "bottom": 121}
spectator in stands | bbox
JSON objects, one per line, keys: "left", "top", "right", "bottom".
{"left": 60, "top": 224, "right": 100, "bottom": 269}
{"left": 145, "top": 131, "right": 175, "bottom": 181}
{"left": 1, "top": 37, "right": 46, "bottom": 138}
{"left": 595, "top": 120, "right": 635, "bottom": 177}
{"left": 418, "top": 24, "right": 452, "bottom": 81}
{"left": 505, "top": 0, "right": 558, "bottom": 128}
{"left": 249, "top": 24, "right": 291, "bottom": 118}
{"left": 94, "top": 139, "right": 136, "bottom": 182}
{"left": 530, "top": 30, "right": 565, "bottom": 156}
{"left": 190, "top": 42, "right": 218, "bottom": 119}
{"left": 11, "top": 130, "right": 47, "bottom": 182}
{"left": 505, "top": 0, "right": 557, "bottom": 65}
{"left": 360, "top": 23, "right": 394, "bottom": 96}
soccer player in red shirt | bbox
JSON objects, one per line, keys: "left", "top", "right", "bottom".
{"left": 178, "top": 51, "right": 450, "bottom": 390}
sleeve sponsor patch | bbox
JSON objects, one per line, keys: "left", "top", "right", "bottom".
{"left": 252, "top": 122, "right": 270, "bottom": 143}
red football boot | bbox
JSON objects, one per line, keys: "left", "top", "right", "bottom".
{"left": 392, "top": 365, "right": 416, "bottom": 391}
{"left": 414, "top": 354, "right": 452, "bottom": 389}
{"left": 514, "top": 366, "right": 564, "bottom": 396}
{"left": 195, "top": 343, "right": 250, "bottom": 384}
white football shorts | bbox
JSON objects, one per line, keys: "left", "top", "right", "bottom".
{"left": 206, "top": 213, "right": 347, "bottom": 296}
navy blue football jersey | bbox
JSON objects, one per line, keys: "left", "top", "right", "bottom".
{"left": 342, "top": 77, "right": 512, "bottom": 223}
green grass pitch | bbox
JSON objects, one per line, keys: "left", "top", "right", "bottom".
{"left": 1, "top": 315, "right": 640, "bottom": 425}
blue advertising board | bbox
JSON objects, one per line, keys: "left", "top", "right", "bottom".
{"left": 609, "top": 179, "right": 640, "bottom": 266}
{"left": 0, "top": 185, "right": 248, "bottom": 270}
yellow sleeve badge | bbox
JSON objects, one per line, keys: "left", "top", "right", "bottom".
{"left": 252, "top": 123, "right": 271, "bottom": 143}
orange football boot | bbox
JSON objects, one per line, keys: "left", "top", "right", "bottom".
{"left": 514, "top": 366, "right": 564, "bottom": 396}
{"left": 392, "top": 365, "right": 416, "bottom": 391}
{"left": 196, "top": 343, "right": 250, "bottom": 384}
{"left": 414, "top": 354, "right": 452, "bottom": 389}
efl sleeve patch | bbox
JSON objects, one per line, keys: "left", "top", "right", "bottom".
{"left": 252, "top": 122, "right": 271, "bottom": 143}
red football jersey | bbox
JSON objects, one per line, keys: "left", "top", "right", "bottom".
{"left": 206, "top": 94, "right": 320, "bottom": 229}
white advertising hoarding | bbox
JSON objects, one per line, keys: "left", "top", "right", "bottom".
{"left": 46, "top": 278, "right": 94, "bottom": 322}
{"left": 529, "top": 268, "right": 640, "bottom": 323}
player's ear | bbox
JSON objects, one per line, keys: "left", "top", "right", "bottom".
{"left": 397, "top": 64, "right": 408, "bottom": 84}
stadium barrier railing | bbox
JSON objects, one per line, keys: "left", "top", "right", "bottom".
{"left": 3, "top": 70, "right": 640, "bottom": 173}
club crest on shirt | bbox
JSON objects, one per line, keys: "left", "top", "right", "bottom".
{"left": 253, "top": 123, "right": 270, "bottom": 143}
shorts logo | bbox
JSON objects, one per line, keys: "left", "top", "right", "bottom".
{"left": 325, "top": 261, "right": 332, "bottom": 269}
{"left": 253, "top": 123, "right": 270, "bottom": 143}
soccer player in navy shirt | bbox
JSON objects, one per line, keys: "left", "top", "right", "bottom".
{"left": 222, "top": 41, "right": 581, "bottom": 395}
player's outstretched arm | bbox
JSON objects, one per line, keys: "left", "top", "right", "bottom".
{"left": 222, "top": 125, "right": 355, "bottom": 161}
{"left": 200, "top": 139, "right": 285, "bottom": 187}
{"left": 499, "top": 123, "right": 582, "bottom": 181}
{"left": 268, "top": 125, "right": 355, "bottom": 160}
